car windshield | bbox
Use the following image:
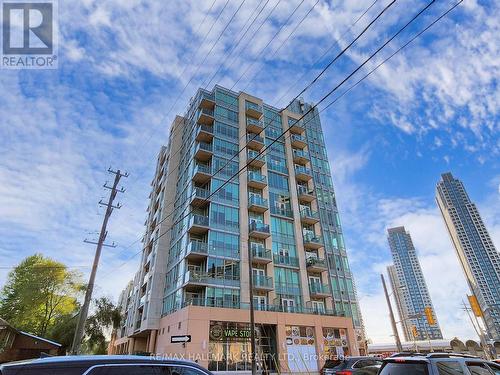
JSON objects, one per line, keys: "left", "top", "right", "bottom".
{"left": 379, "top": 362, "right": 429, "bottom": 375}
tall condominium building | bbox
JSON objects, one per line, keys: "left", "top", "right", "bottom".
{"left": 436, "top": 172, "right": 500, "bottom": 340}
{"left": 387, "top": 227, "right": 443, "bottom": 341}
{"left": 111, "top": 85, "right": 365, "bottom": 371}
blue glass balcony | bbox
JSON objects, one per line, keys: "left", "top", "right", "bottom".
{"left": 295, "top": 165, "right": 312, "bottom": 182}
{"left": 246, "top": 134, "right": 265, "bottom": 151}
{"left": 291, "top": 134, "right": 307, "bottom": 148}
{"left": 247, "top": 150, "right": 265, "bottom": 168}
{"left": 300, "top": 207, "right": 320, "bottom": 225}
{"left": 293, "top": 149, "right": 309, "bottom": 164}
{"left": 252, "top": 275, "right": 273, "bottom": 291}
{"left": 197, "top": 107, "right": 214, "bottom": 126}
{"left": 186, "top": 240, "right": 208, "bottom": 260}
{"left": 288, "top": 117, "right": 305, "bottom": 134}
{"left": 247, "top": 172, "right": 267, "bottom": 189}
{"left": 185, "top": 270, "right": 239, "bottom": 288}
{"left": 303, "top": 232, "right": 324, "bottom": 249}
{"left": 188, "top": 214, "right": 209, "bottom": 234}
{"left": 194, "top": 141, "right": 213, "bottom": 161}
{"left": 190, "top": 187, "right": 210, "bottom": 207}
{"left": 297, "top": 185, "right": 315, "bottom": 202}
{"left": 195, "top": 124, "right": 213, "bottom": 142}
{"left": 198, "top": 91, "right": 215, "bottom": 110}
{"left": 273, "top": 254, "right": 299, "bottom": 268}
{"left": 306, "top": 257, "right": 328, "bottom": 272}
{"left": 249, "top": 221, "right": 270, "bottom": 239}
{"left": 245, "top": 101, "right": 263, "bottom": 118}
{"left": 309, "top": 283, "right": 331, "bottom": 297}
{"left": 246, "top": 117, "right": 264, "bottom": 133}
{"left": 192, "top": 163, "right": 212, "bottom": 184}
{"left": 248, "top": 195, "right": 268, "bottom": 213}
{"left": 250, "top": 243, "right": 272, "bottom": 264}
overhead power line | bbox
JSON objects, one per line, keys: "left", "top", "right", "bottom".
{"left": 274, "top": 0, "right": 381, "bottom": 106}
{"left": 111, "top": 0, "right": 396, "bottom": 264}
{"left": 202, "top": 0, "right": 272, "bottom": 89}
{"left": 230, "top": 0, "right": 308, "bottom": 90}
{"left": 241, "top": 0, "right": 321, "bottom": 93}
{"left": 111, "top": 0, "right": 447, "bottom": 273}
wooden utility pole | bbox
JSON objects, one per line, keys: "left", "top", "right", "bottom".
{"left": 71, "top": 168, "right": 128, "bottom": 354}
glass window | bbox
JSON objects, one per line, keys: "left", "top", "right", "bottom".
{"left": 208, "top": 231, "right": 239, "bottom": 258}
{"left": 466, "top": 364, "right": 493, "bottom": 375}
{"left": 211, "top": 179, "right": 238, "bottom": 205}
{"left": 87, "top": 365, "right": 204, "bottom": 375}
{"left": 210, "top": 203, "right": 239, "bottom": 232}
{"left": 436, "top": 361, "right": 464, "bottom": 375}
{"left": 379, "top": 362, "right": 429, "bottom": 375}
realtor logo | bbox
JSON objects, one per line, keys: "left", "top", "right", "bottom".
{"left": 1, "top": 0, "right": 58, "bottom": 68}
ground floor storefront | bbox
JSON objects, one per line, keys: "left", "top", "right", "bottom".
{"left": 112, "top": 305, "right": 359, "bottom": 373}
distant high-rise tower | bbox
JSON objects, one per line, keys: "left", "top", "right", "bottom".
{"left": 387, "top": 226, "right": 443, "bottom": 341}
{"left": 436, "top": 172, "right": 500, "bottom": 340}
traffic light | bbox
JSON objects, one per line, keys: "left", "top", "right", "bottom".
{"left": 468, "top": 295, "right": 483, "bottom": 317}
{"left": 411, "top": 326, "right": 418, "bottom": 338}
{"left": 424, "top": 306, "right": 436, "bottom": 325}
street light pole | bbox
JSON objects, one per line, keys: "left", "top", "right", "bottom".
{"left": 381, "top": 274, "right": 403, "bottom": 352}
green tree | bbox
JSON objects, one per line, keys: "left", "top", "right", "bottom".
{"left": 0, "top": 254, "right": 83, "bottom": 337}
{"left": 83, "top": 297, "right": 121, "bottom": 354}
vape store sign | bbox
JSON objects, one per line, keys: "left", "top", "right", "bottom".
{"left": 1, "top": 0, "right": 58, "bottom": 69}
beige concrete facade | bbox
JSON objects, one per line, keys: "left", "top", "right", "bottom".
{"left": 153, "top": 305, "right": 358, "bottom": 371}
{"left": 110, "top": 86, "right": 365, "bottom": 368}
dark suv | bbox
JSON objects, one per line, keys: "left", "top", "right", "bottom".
{"left": 0, "top": 355, "right": 213, "bottom": 375}
{"left": 321, "top": 356, "right": 383, "bottom": 374}
{"left": 379, "top": 353, "right": 500, "bottom": 375}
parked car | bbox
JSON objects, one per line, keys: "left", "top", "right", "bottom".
{"left": 0, "top": 355, "right": 213, "bottom": 375}
{"left": 321, "top": 356, "right": 383, "bottom": 375}
{"left": 379, "top": 353, "right": 500, "bottom": 375}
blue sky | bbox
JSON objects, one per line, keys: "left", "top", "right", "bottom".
{"left": 0, "top": 0, "right": 498, "bottom": 343}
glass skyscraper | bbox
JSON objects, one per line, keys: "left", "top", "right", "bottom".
{"left": 436, "top": 172, "right": 500, "bottom": 340}
{"left": 386, "top": 227, "right": 443, "bottom": 341}
{"left": 111, "top": 86, "right": 366, "bottom": 371}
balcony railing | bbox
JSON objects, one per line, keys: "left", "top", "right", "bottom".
{"left": 247, "top": 150, "right": 265, "bottom": 167}
{"left": 186, "top": 240, "right": 208, "bottom": 257}
{"left": 249, "top": 221, "right": 270, "bottom": 233}
{"left": 185, "top": 270, "right": 239, "bottom": 287}
{"left": 194, "top": 141, "right": 213, "bottom": 161}
{"left": 291, "top": 134, "right": 307, "bottom": 148}
{"left": 309, "top": 283, "right": 330, "bottom": 296}
{"left": 252, "top": 275, "right": 273, "bottom": 289}
{"left": 248, "top": 195, "right": 268, "bottom": 209}
{"left": 195, "top": 124, "right": 214, "bottom": 142}
{"left": 303, "top": 232, "right": 323, "bottom": 249}
{"left": 248, "top": 172, "right": 267, "bottom": 188}
{"left": 295, "top": 165, "right": 312, "bottom": 179}
{"left": 288, "top": 118, "right": 305, "bottom": 134}
{"left": 245, "top": 101, "right": 263, "bottom": 118}
{"left": 247, "top": 134, "right": 264, "bottom": 144}
{"left": 273, "top": 254, "right": 299, "bottom": 267}
{"left": 306, "top": 257, "right": 328, "bottom": 270}
{"left": 181, "top": 298, "right": 341, "bottom": 316}
{"left": 246, "top": 117, "right": 264, "bottom": 132}
{"left": 191, "top": 187, "right": 210, "bottom": 206}
{"left": 300, "top": 208, "right": 320, "bottom": 224}
{"left": 197, "top": 108, "right": 215, "bottom": 126}
{"left": 275, "top": 282, "right": 301, "bottom": 295}
{"left": 251, "top": 245, "right": 272, "bottom": 263}
{"left": 198, "top": 91, "right": 215, "bottom": 109}
{"left": 297, "top": 185, "right": 315, "bottom": 199}
{"left": 188, "top": 214, "right": 209, "bottom": 234}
